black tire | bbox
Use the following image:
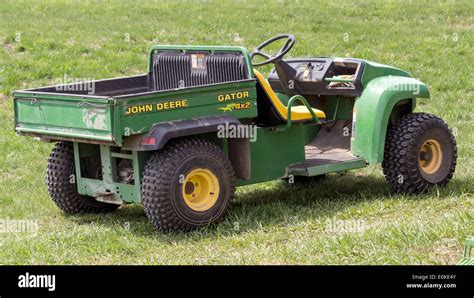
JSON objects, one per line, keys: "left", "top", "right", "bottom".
{"left": 46, "top": 141, "right": 119, "bottom": 213}
{"left": 141, "top": 137, "right": 236, "bottom": 232}
{"left": 382, "top": 112, "right": 457, "bottom": 193}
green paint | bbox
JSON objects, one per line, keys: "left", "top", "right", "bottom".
{"left": 289, "top": 158, "right": 367, "bottom": 177}
{"left": 360, "top": 60, "right": 412, "bottom": 87}
{"left": 324, "top": 77, "right": 354, "bottom": 82}
{"left": 74, "top": 142, "right": 147, "bottom": 203}
{"left": 351, "top": 75, "right": 429, "bottom": 163}
{"left": 13, "top": 43, "right": 437, "bottom": 205}
{"left": 15, "top": 97, "right": 115, "bottom": 142}
{"left": 237, "top": 124, "right": 314, "bottom": 186}
{"left": 13, "top": 80, "right": 257, "bottom": 145}
{"left": 458, "top": 239, "right": 474, "bottom": 265}
{"left": 119, "top": 80, "right": 258, "bottom": 135}
{"left": 285, "top": 95, "right": 320, "bottom": 129}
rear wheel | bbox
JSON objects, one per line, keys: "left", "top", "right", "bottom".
{"left": 46, "top": 141, "right": 119, "bottom": 213}
{"left": 141, "top": 138, "right": 236, "bottom": 232}
{"left": 382, "top": 113, "right": 457, "bottom": 193}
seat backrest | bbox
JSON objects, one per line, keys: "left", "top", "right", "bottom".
{"left": 254, "top": 69, "right": 288, "bottom": 120}
{"left": 254, "top": 69, "right": 326, "bottom": 124}
{"left": 151, "top": 51, "right": 248, "bottom": 91}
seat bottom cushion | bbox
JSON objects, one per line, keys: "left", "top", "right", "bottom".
{"left": 291, "top": 105, "right": 326, "bottom": 120}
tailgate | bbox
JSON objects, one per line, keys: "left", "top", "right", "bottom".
{"left": 14, "top": 94, "right": 118, "bottom": 144}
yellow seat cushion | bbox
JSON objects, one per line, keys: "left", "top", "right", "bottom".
{"left": 253, "top": 69, "right": 326, "bottom": 121}
{"left": 291, "top": 105, "right": 326, "bottom": 120}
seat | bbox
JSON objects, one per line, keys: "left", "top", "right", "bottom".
{"left": 253, "top": 69, "right": 326, "bottom": 122}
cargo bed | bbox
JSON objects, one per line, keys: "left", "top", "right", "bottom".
{"left": 13, "top": 46, "right": 257, "bottom": 146}
{"left": 13, "top": 76, "right": 257, "bottom": 146}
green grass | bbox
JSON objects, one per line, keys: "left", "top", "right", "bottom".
{"left": 0, "top": 0, "right": 473, "bottom": 264}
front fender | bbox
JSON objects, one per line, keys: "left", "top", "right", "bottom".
{"left": 351, "top": 76, "right": 430, "bottom": 163}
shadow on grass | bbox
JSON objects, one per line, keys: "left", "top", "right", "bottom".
{"left": 65, "top": 171, "right": 468, "bottom": 241}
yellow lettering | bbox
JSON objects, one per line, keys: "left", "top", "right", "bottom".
{"left": 156, "top": 100, "right": 187, "bottom": 110}
{"left": 125, "top": 104, "right": 153, "bottom": 115}
{"left": 216, "top": 91, "right": 250, "bottom": 103}
{"left": 126, "top": 100, "right": 187, "bottom": 116}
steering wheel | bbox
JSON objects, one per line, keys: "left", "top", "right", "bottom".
{"left": 251, "top": 34, "right": 295, "bottom": 66}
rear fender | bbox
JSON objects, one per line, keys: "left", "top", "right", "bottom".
{"left": 123, "top": 115, "right": 251, "bottom": 180}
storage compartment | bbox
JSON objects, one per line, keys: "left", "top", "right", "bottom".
{"left": 324, "top": 60, "right": 360, "bottom": 90}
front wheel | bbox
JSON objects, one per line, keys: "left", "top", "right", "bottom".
{"left": 382, "top": 113, "right": 457, "bottom": 193}
{"left": 141, "top": 138, "right": 236, "bottom": 232}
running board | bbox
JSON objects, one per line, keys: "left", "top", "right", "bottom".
{"left": 288, "top": 157, "right": 367, "bottom": 177}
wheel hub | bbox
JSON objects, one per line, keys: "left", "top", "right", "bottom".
{"left": 419, "top": 139, "right": 443, "bottom": 174}
{"left": 181, "top": 168, "right": 220, "bottom": 212}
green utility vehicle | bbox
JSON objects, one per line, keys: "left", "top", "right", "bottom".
{"left": 13, "top": 34, "right": 457, "bottom": 231}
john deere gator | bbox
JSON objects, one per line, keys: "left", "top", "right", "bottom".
{"left": 13, "top": 34, "right": 457, "bottom": 231}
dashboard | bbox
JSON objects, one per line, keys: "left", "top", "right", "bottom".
{"left": 267, "top": 58, "right": 364, "bottom": 97}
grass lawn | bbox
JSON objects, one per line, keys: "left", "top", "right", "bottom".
{"left": 0, "top": 0, "right": 472, "bottom": 264}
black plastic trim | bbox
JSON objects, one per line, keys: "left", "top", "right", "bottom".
{"left": 122, "top": 115, "right": 241, "bottom": 151}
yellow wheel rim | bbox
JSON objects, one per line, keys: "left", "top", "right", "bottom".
{"left": 181, "top": 168, "right": 220, "bottom": 212}
{"left": 419, "top": 139, "right": 443, "bottom": 174}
